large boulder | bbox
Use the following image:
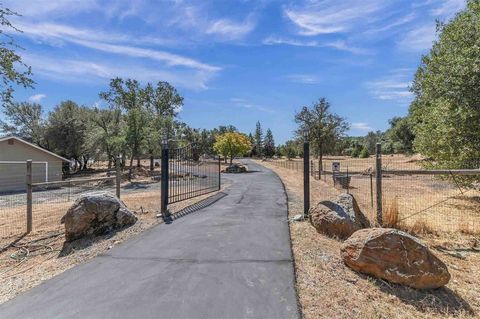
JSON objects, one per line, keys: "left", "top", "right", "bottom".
{"left": 309, "top": 193, "right": 371, "bottom": 239}
{"left": 341, "top": 228, "right": 450, "bottom": 289}
{"left": 62, "top": 192, "right": 137, "bottom": 241}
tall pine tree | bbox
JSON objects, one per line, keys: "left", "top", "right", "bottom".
{"left": 254, "top": 121, "right": 263, "bottom": 157}
{"left": 263, "top": 128, "right": 275, "bottom": 157}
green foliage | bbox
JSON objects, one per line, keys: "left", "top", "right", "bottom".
{"left": 0, "top": 102, "right": 44, "bottom": 144}
{"left": 363, "top": 131, "right": 382, "bottom": 154}
{"left": 263, "top": 128, "right": 275, "bottom": 158}
{"left": 0, "top": 5, "right": 34, "bottom": 106}
{"left": 359, "top": 147, "right": 370, "bottom": 158}
{"left": 385, "top": 116, "right": 415, "bottom": 154}
{"left": 45, "top": 101, "right": 88, "bottom": 168}
{"left": 351, "top": 145, "right": 361, "bottom": 158}
{"left": 295, "top": 98, "right": 349, "bottom": 162}
{"left": 213, "top": 132, "right": 252, "bottom": 164}
{"left": 410, "top": 0, "right": 480, "bottom": 169}
{"left": 254, "top": 121, "right": 263, "bottom": 157}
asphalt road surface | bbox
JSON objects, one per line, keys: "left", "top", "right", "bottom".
{"left": 0, "top": 159, "right": 300, "bottom": 319}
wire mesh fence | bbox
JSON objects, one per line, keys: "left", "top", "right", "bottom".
{"left": 381, "top": 157, "right": 480, "bottom": 234}
{"left": 31, "top": 177, "right": 117, "bottom": 232}
{"left": 0, "top": 166, "right": 154, "bottom": 240}
{"left": 1, "top": 154, "right": 221, "bottom": 241}
{"left": 269, "top": 154, "right": 480, "bottom": 235}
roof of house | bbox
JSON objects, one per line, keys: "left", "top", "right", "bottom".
{"left": 0, "top": 136, "right": 70, "bottom": 162}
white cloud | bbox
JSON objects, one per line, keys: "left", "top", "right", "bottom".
{"left": 262, "top": 36, "right": 370, "bottom": 55}
{"left": 15, "top": 22, "right": 220, "bottom": 72}
{"left": 206, "top": 16, "right": 256, "bottom": 40}
{"left": 324, "top": 40, "right": 372, "bottom": 55}
{"left": 284, "top": 0, "right": 388, "bottom": 36}
{"left": 28, "top": 94, "right": 47, "bottom": 103}
{"left": 398, "top": 24, "right": 437, "bottom": 51}
{"left": 230, "top": 98, "right": 274, "bottom": 113}
{"left": 2, "top": 0, "right": 99, "bottom": 18}
{"left": 285, "top": 74, "right": 320, "bottom": 85}
{"left": 351, "top": 123, "right": 372, "bottom": 131}
{"left": 365, "top": 70, "right": 414, "bottom": 103}
{"left": 262, "top": 36, "right": 319, "bottom": 47}
{"left": 364, "top": 13, "right": 416, "bottom": 35}
{"left": 23, "top": 54, "right": 214, "bottom": 90}
{"left": 431, "top": 0, "right": 465, "bottom": 18}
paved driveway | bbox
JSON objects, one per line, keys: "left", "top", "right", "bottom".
{"left": 0, "top": 159, "right": 299, "bottom": 319}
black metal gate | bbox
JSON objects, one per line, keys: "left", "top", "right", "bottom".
{"left": 161, "top": 143, "right": 220, "bottom": 221}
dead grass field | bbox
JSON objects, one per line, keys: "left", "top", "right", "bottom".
{"left": 273, "top": 155, "right": 480, "bottom": 234}
{"left": 258, "top": 159, "right": 480, "bottom": 319}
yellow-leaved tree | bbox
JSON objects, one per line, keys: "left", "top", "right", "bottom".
{"left": 213, "top": 132, "right": 252, "bottom": 164}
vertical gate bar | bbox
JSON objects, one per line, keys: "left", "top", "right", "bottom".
{"left": 161, "top": 139, "right": 171, "bottom": 222}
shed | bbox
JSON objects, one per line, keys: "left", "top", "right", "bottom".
{"left": 0, "top": 136, "right": 69, "bottom": 193}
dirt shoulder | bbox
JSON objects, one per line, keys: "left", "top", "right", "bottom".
{"left": 257, "top": 159, "right": 480, "bottom": 319}
{"left": 0, "top": 184, "right": 229, "bottom": 304}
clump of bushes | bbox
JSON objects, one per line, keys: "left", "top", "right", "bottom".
{"left": 359, "top": 147, "right": 370, "bottom": 158}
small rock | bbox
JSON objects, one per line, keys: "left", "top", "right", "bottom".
{"left": 341, "top": 228, "right": 450, "bottom": 289}
{"left": 291, "top": 214, "right": 304, "bottom": 222}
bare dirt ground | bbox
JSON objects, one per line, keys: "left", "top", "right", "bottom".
{"left": 258, "top": 159, "right": 480, "bottom": 319}
{"left": 0, "top": 166, "right": 229, "bottom": 304}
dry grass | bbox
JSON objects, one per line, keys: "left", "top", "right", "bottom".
{"left": 257, "top": 160, "right": 480, "bottom": 319}
{"left": 383, "top": 196, "right": 399, "bottom": 228}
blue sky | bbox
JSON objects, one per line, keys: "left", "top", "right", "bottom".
{"left": 4, "top": 0, "right": 466, "bottom": 143}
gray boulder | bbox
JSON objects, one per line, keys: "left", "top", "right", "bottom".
{"left": 62, "top": 192, "right": 137, "bottom": 241}
{"left": 309, "top": 193, "right": 371, "bottom": 239}
{"left": 225, "top": 163, "right": 247, "bottom": 173}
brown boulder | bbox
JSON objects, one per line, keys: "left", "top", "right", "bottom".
{"left": 341, "top": 228, "right": 450, "bottom": 289}
{"left": 62, "top": 192, "right": 137, "bottom": 241}
{"left": 309, "top": 193, "right": 371, "bottom": 239}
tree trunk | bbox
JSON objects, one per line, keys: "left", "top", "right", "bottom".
{"left": 230, "top": 155, "right": 233, "bottom": 165}
{"left": 137, "top": 157, "right": 141, "bottom": 168}
{"left": 128, "top": 155, "right": 134, "bottom": 181}
{"left": 108, "top": 159, "right": 112, "bottom": 169}
{"left": 149, "top": 155, "right": 154, "bottom": 171}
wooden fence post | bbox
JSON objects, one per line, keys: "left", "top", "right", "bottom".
{"left": 26, "top": 159, "right": 33, "bottom": 233}
{"left": 375, "top": 143, "right": 383, "bottom": 226}
{"left": 116, "top": 156, "right": 121, "bottom": 199}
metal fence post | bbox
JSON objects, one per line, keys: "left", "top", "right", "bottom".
{"left": 303, "top": 131, "right": 310, "bottom": 218}
{"left": 26, "top": 159, "right": 33, "bottom": 233}
{"left": 116, "top": 155, "right": 121, "bottom": 199}
{"left": 218, "top": 155, "right": 221, "bottom": 190}
{"left": 161, "top": 138, "right": 172, "bottom": 223}
{"left": 375, "top": 143, "right": 383, "bottom": 226}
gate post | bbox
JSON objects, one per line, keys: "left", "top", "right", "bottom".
{"left": 303, "top": 129, "right": 310, "bottom": 218}
{"left": 26, "top": 159, "right": 33, "bottom": 233}
{"left": 375, "top": 143, "right": 383, "bottom": 226}
{"left": 161, "top": 137, "right": 172, "bottom": 223}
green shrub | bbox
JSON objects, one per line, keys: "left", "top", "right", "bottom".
{"left": 359, "top": 147, "right": 370, "bottom": 158}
